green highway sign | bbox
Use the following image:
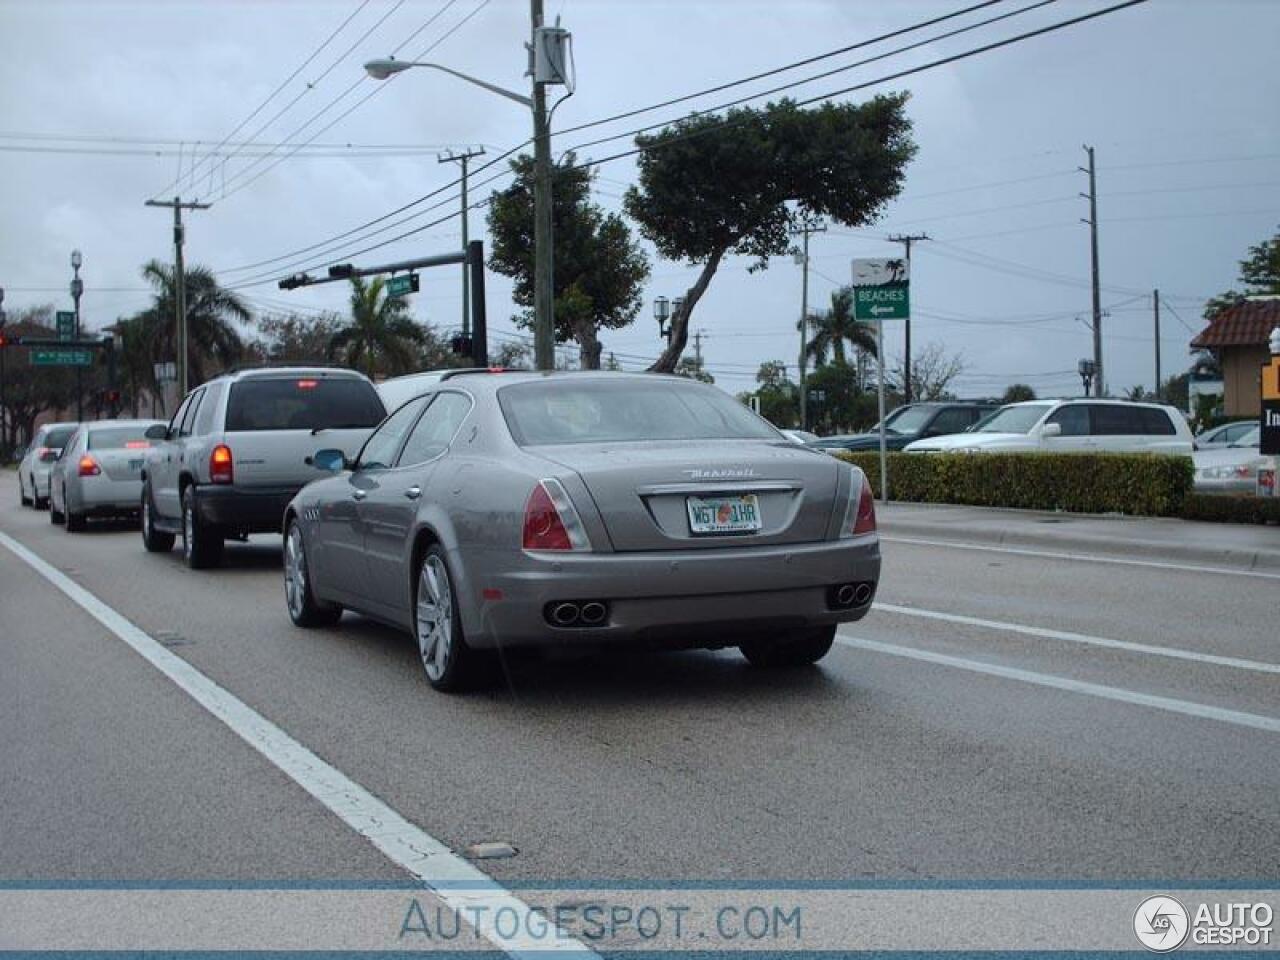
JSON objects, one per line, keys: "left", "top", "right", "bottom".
{"left": 386, "top": 273, "right": 420, "bottom": 298}
{"left": 851, "top": 257, "right": 910, "bottom": 322}
{"left": 32, "top": 349, "right": 94, "bottom": 367}
{"left": 55, "top": 310, "right": 76, "bottom": 341}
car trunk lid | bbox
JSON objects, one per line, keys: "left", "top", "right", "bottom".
{"left": 535, "top": 439, "right": 840, "bottom": 551}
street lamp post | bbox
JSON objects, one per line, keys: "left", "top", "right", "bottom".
{"left": 70, "top": 249, "right": 84, "bottom": 421}
{"left": 363, "top": 54, "right": 559, "bottom": 370}
{"left": 653, "top": 296, "right": 683, "bottom": 344}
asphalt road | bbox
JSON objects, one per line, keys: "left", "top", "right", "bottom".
{"left": 1, "top": 489, "right": 1275, "bottom": 888}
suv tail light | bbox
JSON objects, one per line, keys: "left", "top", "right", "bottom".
{"left": 78, "top": 455, "right": 101, "bottom": 477}
{"left": 841, "top": 470, "right": 877, "bottom": 538}
{"left": 522, "top": 479, "right": 591, "bottom": 551}
{"left": 210, "top": 444, "right": 234, "bottom": 484}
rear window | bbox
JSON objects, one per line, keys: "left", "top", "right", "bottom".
{"left": 87, "top": 426, "right": 157, "bottom": 450}
{"left": 44, "top": 427, "right": 76, "bottom": 449}
{"left": 1136, "top": 407, "right": 1176, "bottom": 436}
{"left": 225, "top": 377, "right": 385, "bottom": 432}
{"left": 500, "top": 380, "right": 780, "bottom": 446}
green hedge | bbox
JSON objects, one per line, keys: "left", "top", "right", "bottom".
{"left": 1181, "top": 493, "right": 1280, "bottom": 525}
{"left": 835, "top": 451, "right": 1195, "bottom": 517}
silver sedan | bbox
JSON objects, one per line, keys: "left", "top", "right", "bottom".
{"left": 283, "top": 371, "right": 881, "bottom": 691}
{"left": 49, "top": 419, "right": 165, "bottom": 531}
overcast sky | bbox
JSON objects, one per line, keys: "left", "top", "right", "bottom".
{"left": 2, "top": 0, "right": 1278, "bottom": 399}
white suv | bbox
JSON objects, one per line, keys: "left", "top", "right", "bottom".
{"left": 140, "top": 367, "right": 386, "bottom": 568}
{"left": 903, "top": 399, "right": 1194, "bottom": 455}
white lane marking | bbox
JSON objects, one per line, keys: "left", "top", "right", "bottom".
{"left": 0, "top": 531, "right": 594, "bottom": 959}
{"left": 882, "top": 535, "right": 1280, "bottom": 582}
{"left": 874, "top": 602, "right": 1280, "bottom": 676}
{"left": 834, "top": 632, "right": 1280, "bottom": 735}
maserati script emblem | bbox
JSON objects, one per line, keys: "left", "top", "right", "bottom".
{"left": 682, "top": 467, "right": 758, "bottom": 481}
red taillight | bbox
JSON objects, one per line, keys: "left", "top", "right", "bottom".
{"left": 296, "top": 379, "right": 319, "bottom": 389}
{"left": 853, "top": 481, "right": 877, "bottom": 536}
{"left": 77, "top": 455, "right": 101, "bottom": 477}
{"left": 522, "top": 483, "right": 573, "bottom": 550}
{"left": 210, "top": 444, "right": 234, "bottom": 484}
{"left": 125, "top": 440, "right": 149, "bottom": 449}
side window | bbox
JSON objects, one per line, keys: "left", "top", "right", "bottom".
{"left": 193, "top": 382, "right": 224, "bottom": 436}
{"left": 179, "top": 389, "right": 205, "bottom": 437}
{"left": 168, "top": 394, "right": 193, "bottom": 436}
{"left": 928, "top": 408, "right": 973, "bottom": 436}
{"left": 1047, "top": 405, "right": 1089, "bottom": 436}
{"left": 1092, "top": 404, "right": 1142, "bottom": 435}
{"left": 1226, "top": 423, "right": 1251, "bottom": 443}
{"left": 398, "top": 393, "right": 472, "bottom": 466}
{"left": 1137, "top": 407, "right": 1176, "bottom": 436}
{"left": 356, "top": 397, "right": 429, "bottom": 471}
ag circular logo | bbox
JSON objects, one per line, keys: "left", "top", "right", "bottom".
{"left": 1134, "top": 895, "right": 1190, "bottom": 952}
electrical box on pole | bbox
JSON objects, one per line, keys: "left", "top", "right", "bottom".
{"left": 532, "top": 26, "right": 573, "bottom": 85}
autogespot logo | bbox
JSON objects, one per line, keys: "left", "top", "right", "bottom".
{"left": 1134, "top": 895, "right": 1190, "bottom": 952}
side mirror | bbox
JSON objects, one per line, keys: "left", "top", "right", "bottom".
{"left": 309, "top": 448, "right": 347, "bottom": 472}
{"left": 1041, "top": 422, "right": 1062, "bottom": 439}
{"left": 144, "top": 424, "right": 168, "bottom": 441}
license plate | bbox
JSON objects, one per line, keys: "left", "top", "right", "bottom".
{"left": 127, "top": 459, "right": 143, "bottom": 470}
{"left": 686, "top": 494, "right": 762, "bottom": 535}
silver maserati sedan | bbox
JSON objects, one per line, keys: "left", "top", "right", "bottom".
{"left": 283, "top": 371, "right": 880, "bottom": 691}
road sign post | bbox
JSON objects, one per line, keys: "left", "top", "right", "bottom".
{"left": 852, "top": 258, "right": 910, "bottom": 504}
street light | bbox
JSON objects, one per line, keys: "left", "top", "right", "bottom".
{"left": 654, "top": 296, "right": 684, "bottom": 343}
{"left": 70, "top": 249, "right": 84, "bottom": 421}
{"left": 362, "top": 41, "right": 562, "bottom": 371}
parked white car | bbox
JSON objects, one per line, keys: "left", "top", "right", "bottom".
{"left": 1193, "top": 426, "right": 1266, "bottom": 493}
{"left": 903, "top": 399, "right": 1194, "bottom": 455}
{"left": 1194, "top": 420, "right": 1258, "bottom": 450}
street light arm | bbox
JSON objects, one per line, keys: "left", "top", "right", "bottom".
{"left": 365, "top": 59, "right": 532, "bottom": 107}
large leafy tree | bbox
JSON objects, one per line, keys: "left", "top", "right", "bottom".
{"left": 133, "top": 259, "right": 249, "bottom": 385}
{"left": 0, "top": 306, "right": 76, "bottom": 452}
{"left": 625, "top": 95, "right": 915, "bottom": 372}
{"left": 805, "top": 287, "right": 877, "bottom": 368}
{"left": 738, "top": 359, "right": 799, "bottom": 428}
{"left": 805, "top": 361, "right": 878, "bottom": 434}
{"left": 1204, "top": 226, "right": 1280, "bottom": 320}
{"left": 253, "top": 311, "right": 344, "bottom": 365}
{"left": 487, "top": 153, "right": 650, "bottom": 369}
{"left": 328, "top": 275, "right": 427, "bottom": 378}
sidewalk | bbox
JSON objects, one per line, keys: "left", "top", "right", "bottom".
{"left": 878, "top": 501, "right": 1280, "bottom": 574}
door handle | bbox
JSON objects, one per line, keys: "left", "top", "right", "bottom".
{"left": 352, "top": 489, "right": 367, "bottom": 501}
{"left": 404, "top": 486, "right": 422, "bottom": 500}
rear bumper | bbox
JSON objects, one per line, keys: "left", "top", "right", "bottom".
{"left": 195, "top": 484, "right": 300, "bottom": 533}
{"left": 461, "top": 535, "right": 881, "bottom": 649}
{"left": 68, "top": 477, "right": 143, "bottom": 513}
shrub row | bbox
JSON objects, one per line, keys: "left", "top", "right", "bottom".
{"left": 834, "top": 451, "right": 1195, "bottom": 517}
{"left": 1180, "top": 492, "right": 1280, "bottom": 525}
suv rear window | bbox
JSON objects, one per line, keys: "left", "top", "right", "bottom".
{"left": 225, "top": 377, "right": 385, "bottom": 432}
{"left": 1137, "top": 407, "right": 1176, "bottom": 436}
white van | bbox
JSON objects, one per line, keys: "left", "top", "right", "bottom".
{"left": 903, "top": 399, "right": 1193, "bottom": 455}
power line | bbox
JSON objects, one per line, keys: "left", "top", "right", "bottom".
{"left": 147, "top": 0, "right": 379, "bottom": 200}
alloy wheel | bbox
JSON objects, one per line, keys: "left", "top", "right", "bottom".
{"left": 415, "top": 555, "right": 453, "bottom": 682}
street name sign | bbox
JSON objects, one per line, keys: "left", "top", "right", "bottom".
{"left": 851, "top": 258, "right": 909, "bottom": 321}
{"left": 32, "top": 349, "right": 93, "bottom": 367}
{"left": 55, "top": 311, "right": 75, "bottom": 342}
{"left": 386, "top": 273, "right": 420, "bottom": 298}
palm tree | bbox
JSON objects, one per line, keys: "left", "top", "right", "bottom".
{"left": 804, "top": 287, "right": 878, "bottom": 369}
{"left": 328, "top": 275, "right": 426, "bottom": 378}
{"left": 135, "top": 259, "right": 249, "bottom": 386}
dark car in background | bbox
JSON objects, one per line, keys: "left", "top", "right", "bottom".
{"left": 809, "top": 402, "right": 998, "bottom": 453}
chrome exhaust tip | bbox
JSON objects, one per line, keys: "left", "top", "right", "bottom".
{"left": 835, "top": 584, "right": 857, "bottom": 606}
{"left": 853, "top": 582, "right": 873, "bottom": 605}
{"left": 579, "top": 601, "right": 608, "bottom": 626}
{"left": 550, "top": 602, "right": 581, "bottom": 627}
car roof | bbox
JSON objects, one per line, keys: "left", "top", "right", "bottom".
{"left": 213, "top": 366, "right": 372, "bottom": 382}
{"left": 84, "top": 419, "right": 163, "bottom": 428}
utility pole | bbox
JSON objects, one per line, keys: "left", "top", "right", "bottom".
{"left": 1081, "top": 145, "right": 1103, "bottom": 397}
{"left": 144, "top": 197, "right": 210, "bottom": 398}
{"left": 1152, "top": 289, "right": 1162, "bottom": 403}
{"left": 888, "top": 233, "right": 928, "bottom": 403}
{"left": 438, "top": 147, "right": 486, "bottom": 338}
{"left": 531, "top": 0, "right": 555, "bottom": 371}
{"left": 792, "top": 217, "right": 825, "bottom": 430}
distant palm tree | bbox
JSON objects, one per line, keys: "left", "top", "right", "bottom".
{"left": 134, "top": 259, "right": 250, "bottom": 386}
{"left": 805, "top": 287, "right": 878, "bottom": 368}
{"left": 328, "top": 275, "right": 426, "bottom": 378}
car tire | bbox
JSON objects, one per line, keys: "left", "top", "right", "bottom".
{"left": 65, "top": 494, "right": 86, "bottom": 533}
{"left": 141, "top": 483, "right": 175, "bottom": 553}
{"left": 34, "top": 478, "right": 49, "bottom": 510}
{"left": 19, "top": 478, "right": 31, "bottom": 507}
{"left": 739, "top": 624, "right": 836, "bottom": 668}
{"left": 413, "top": 545, "right": 484, "bottom": 692}
{"left": 284, "top": 519, "right": 342, "bottom": 628}
{"left": 181, "top": 486, "right": 224, "bottom": 570}
{"left": 48, "top": 491, "right": 64, "bottom": 524}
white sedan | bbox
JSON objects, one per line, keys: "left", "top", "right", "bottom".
{"left": 1192, "top": 427, "right": 1266, "bottom": 493}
